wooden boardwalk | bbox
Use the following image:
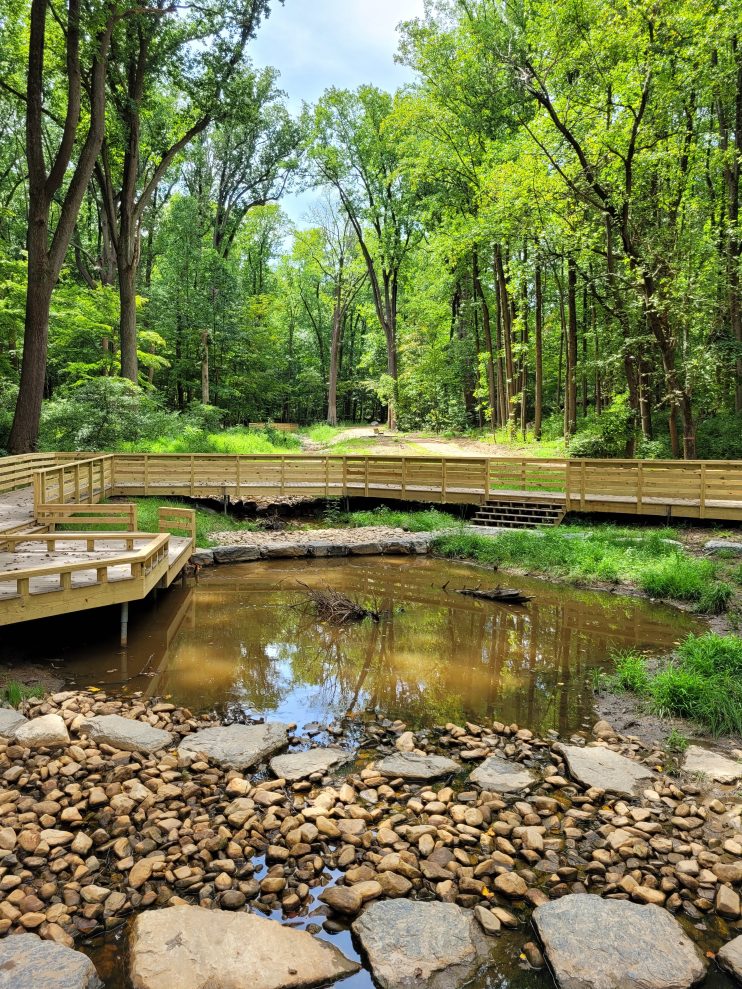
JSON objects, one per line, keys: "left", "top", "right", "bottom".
{"left": 1, "top": 448, "right": 742, "bottom": 632}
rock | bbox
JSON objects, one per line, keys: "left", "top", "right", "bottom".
{"left": 395, "top": 732, "right": 416, "bottom": 753}
{"left": 82, "top": 714, "right": 173, "bottom": 754}
{"left": 0, "top": 707, "right": 27, "bottom": 737}
{"left": 190, "top": 549, "right": 214, "bottom": 566}
{"left": 704, "top": 539, "right": 742, "bottom": 554}
{"left": 212, "top": 545, "right": 261, "bottom": 563}
{"left": 129, "top": 859, "right": 154, "bottom": 889}
{"left": 352, "top": 899, "right": 491, "bottom": 989}
{"left": 178, "top": 722, "right": 290, "bottom": 770}
{"left": 474, "top": 905, "right": 501, "bottom": 936}
{"left": 468, "top": 756, "right": 534, "bottom": 792}
{"left": 270, "top": 748, "right": 350, "bottom": 781}
{"left": 319, "top": 886, "right": 364, "bottom": 915}
{"left": 714, "top": 863, "right": 742, "bottom": 883}
{"left": 13, "top": 713, "right": 69, "bottom": 749}
{"left": 555, "top": 743, "right": 655, "bottom": 796}
{"left": 129, "top": 904, "right": 359, "bottom": 989}
{"left": 716, "top": 885, "right": 741, "bottom": 919}
{"left": 375, "top": 753, "right": 460, "bottom": 782}
{"left": 683, "top": 745, "right": 742, "bottom": 784}
{"left": 0, "top": 932, "right": 101, "bottom": 988}
{"left": 493, "top": 872, "right": 527, "bottom": 898}
{"left": 533, "top": 894, "right": 706, "bottom": 989}
{"left": 717, "top": 936, "right": 742, "bottom": 981}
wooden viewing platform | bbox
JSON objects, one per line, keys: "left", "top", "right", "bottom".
{"left": 1, "top": 450, "right": 741, "bottom": 632}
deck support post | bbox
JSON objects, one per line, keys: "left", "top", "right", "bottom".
{"left": 120, "top": 602, "right": 129, "bottom": 648}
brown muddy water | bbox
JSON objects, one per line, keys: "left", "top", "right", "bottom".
{"left": 2, "top": 558, "right": 732, "bottom": 989}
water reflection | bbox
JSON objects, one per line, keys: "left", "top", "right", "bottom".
{"left": 5, "top": 558, "right": 701, "bottom": 736}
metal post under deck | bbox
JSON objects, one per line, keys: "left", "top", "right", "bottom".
{"left": 120, "top": 602, "right": 129, "bottom": 648}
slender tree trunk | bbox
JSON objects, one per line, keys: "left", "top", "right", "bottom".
{"left": 328, "top": 302, "right": 342, "bottom": 426}
{"left": 119, "top": 254, "right": 138, "bottom": 382}
{"left": 565, "top": 258, "right": 578, "bottom": 437}
{"left": 9, "top": 252, "right": 53, "bottom": 452}
{"left": 494, "top": 246, "right": 516, "bottom": 433}
{"left": 472, "top": 249, "right": 497, "bottom": 433}
{"left": 201, "top": 330, "right": 210, "bottom": 405}
{"left": 534, "top": 263, "right": 543, "bottom": 441}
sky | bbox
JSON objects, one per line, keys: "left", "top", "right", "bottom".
{"left": 250, "top": 0, "right": 426, "bottom": 224}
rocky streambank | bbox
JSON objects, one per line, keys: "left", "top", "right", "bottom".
{"left": 0, "top": 691, "right": 740, "bottom": 988}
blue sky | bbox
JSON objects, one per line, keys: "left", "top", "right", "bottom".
{"left": 250, "top": 0, "right": 425, "bottom": 223}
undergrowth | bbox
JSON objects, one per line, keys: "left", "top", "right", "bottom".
{"left": 432, "top": 527, "right": 727, "bottom": 607}
{"left": 604, "top": 634, "right": 742, "bottom": 736}
{"left": 0, "top": 681, "right": 44, "bottom": 708}
{"left": 336, "top": 505, "right": 462, "bottom": 532}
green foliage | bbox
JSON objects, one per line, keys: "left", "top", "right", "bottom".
{"left": 604, "top": 633, "right": 742, "bottom": 736}
{"left": 697, "top": 582, "right": 734, "bottom": 615}
{"left": 568, "top": 395, "right": 635, "bottom": 459}
{"left": 432, "top": 527, "right": 718, "bottom": 603}
{"left": 340, "top": 505, "right": 462, "bottom": 532}
{"left": 0, "top": 681, "right": 44, "bottom": 708}
{"left": 131, "top": 498, "right": 257, "bottom": 548}
{"left": 665, "top": 728, "right": 690, "bottom": 753}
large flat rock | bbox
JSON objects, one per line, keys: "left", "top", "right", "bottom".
{"left": 0, "top": 932, "right": 101, "bottom": 989}
{"left": 270, "top": 748, "right": 351, "bottom": 781}
{"left": 129, "top": 904, "right": 359, "bottom": 989}
{"left": 533, "top": 895, "right": 706, "bottom": 989}
{"left": 468, "top": 755, "right": 534, "bottom": 792}
{"left": 375, "top": 753, "right": 460, "bottom": 782}
{"left": 718, "top": 936, "right": 742, "bottom": 981}
{"left": 683, "top": 745, "right": 742, "bottom": 784}
{"left": 352, "top": 900, "right": 490, "bottom": 989}
{"left": 82, "top": 714, "right": 173, "bottom": 754}
{"left": 13, "top": 713, "right": 69, "bottom": 749}
{"left": 178, "top": 722, "right": 290, "bottom": 770}
{"left": 0, "top": 707, "right": 27, "bottom": 737}
{"left": 555, "top": 743, "right": 655, "bottom": 796}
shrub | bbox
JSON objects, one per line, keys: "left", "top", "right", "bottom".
{"left": 0, "top": 380, "right": 18, "bottom": 453}
{"left": 568, "top": 393, "right": 635, "bottom": 459}
{"left": 610, "top": 651, "right": 651, "bottom": 693}
{"left": 697, "top": 582, "right": 733, "bottom": 615}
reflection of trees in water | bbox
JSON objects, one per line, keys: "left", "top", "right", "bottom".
{"left": 154, "top": 565, "right": 698, "bottom": 734}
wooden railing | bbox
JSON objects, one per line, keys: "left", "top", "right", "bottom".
{"left": 32, "top": 454, "right": 115, "bottom": 512}
{"left": 35, "top": 502, "right": 137, "bottom": 532}
{"left": 158, "top": 507, "right": 196, "bottom": 550}
{"left": 0, "top": 532, "right": 170, "bottom": 624}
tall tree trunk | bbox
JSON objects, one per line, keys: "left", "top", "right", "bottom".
{"left": 201, "top": 330, "right": 210, "bottom": 405}
{"left": 565, "top": 258, "right": 578, "bottom": 437}
{"left": 119, "top": 253, "right": 138, "bottom": 382}
{"left": 10, "top": 252, "right": 53, "bottom": 452}
{"left": 327, "top": 302, "right": 342, "bottom": 426}
{"left": 534, "top": 263, "right": 543, "bottom": 440}
{"left": 494, "top": 246, "right": 516, "bottom": 434}
{"left": 472, "top": 249, "right": 497, "bottom": 433}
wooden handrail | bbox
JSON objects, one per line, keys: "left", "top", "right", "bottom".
{"left": 0, "top": 533, "right": 169, "bottom": 583}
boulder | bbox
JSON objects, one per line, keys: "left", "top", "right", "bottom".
{"left": 178, "top": 722, "right": 290, "bottom": 770}
{"left": 532, "top": 895, "right": 706, "bottom": 989}
{"left": 717, "top": 936, "right": 742, "bottom": 982}
{"left": 270, "top": 748, "right": 351, "bottom": 781}
{"left": 307, "top": 543, "right": 349, "bottom": 557}
{"left": 0, "top": 932, "right": 101, "bottom": 989}
{"left": 350, "top": 542, "right": 384, "bottom": 555}
{"left": 352, "top": 900, "right": 491, "bottom": 989}
{"left": 683, "top": 745, "right": 742, "bottom": 784}
{"left": 129, "top": 904, "right": 359, "bottom": 989}
{"left": 375, "top": 753, "right": 460, "bottom": 782}
{"left": 468, "top": 756, "right": 534, "bottom": 792}
{"left": 555, "top": 743, "right": 655, "bottom": 796}
{"left": 82, "top": 714, "right": 173, "bottom": 754}
{"left": 0, "top": 707, "right": 27, "bottom": 737}
{"left": 212, "top": 545, "right": 261, "bottom": 564}
{"left": 190, "top": 549, "right": 214, "bottom": 566}
{"left": 262, "top": 544, "right": 307, "bottom": 559}
{"left": 704, "top": 539, "right": 742, "bottom": 554}
{"left": 13, "top": 713, "right": 69, "bottom": 749}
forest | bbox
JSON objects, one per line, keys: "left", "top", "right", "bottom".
{"left": 0, "top": 0, "right": 741, "bottom": 459}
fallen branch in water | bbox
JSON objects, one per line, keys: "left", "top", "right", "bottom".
{"left": 299, "top": 584, "right": 381, "bottom": 624}
{"left": 456, "top": 586, "right": 531, "bottom": 605}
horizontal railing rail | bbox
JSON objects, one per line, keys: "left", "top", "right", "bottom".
{"left": 35, "top": 502, "right": 137, "bottom": 531}
{"left": 32, "top": 454, "right": 115, "bottom": 515}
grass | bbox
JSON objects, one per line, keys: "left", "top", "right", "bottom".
{"left": 301, "top": 424, "right": 348, "bottom": 444}
{"left": 131, "top": 498, "right": 257, "bottom": 548}
{"left": 604, "top": 634, "right": 742, "bottom": 736}
{"left": 0, "top": 681, "right": 44, "bottom": 707}
{"left": 431, "top": 525, "right": 725, "bottom": 605}
{"left": 326, "top": 505, "right": 463, "bottom": 532}
{"left": 121, "top": 425, "right": 301, "bottom": 455}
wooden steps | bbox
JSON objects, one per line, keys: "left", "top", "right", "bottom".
{"left": 472, "top": 499, "right": 566, "bottom": 529}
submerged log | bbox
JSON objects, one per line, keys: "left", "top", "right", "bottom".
{"left": 456, "top": 586, "right": 531, "bottom": 605}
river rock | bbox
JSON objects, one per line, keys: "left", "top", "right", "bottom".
{"left": 0, "top": 932, "right": 101, "bottom": 989}
{"left": 717, "top": 936, "right": 742, "bottom": 981}
{"left": 190, "top": 549, "right": 214, "bottom": 566}
{"left": 352, "top": 900, "right": 490, "bottom": 989}
{"left": 533, "top": 895, "right": 706, "bottom": 989}
{"left": 0, "top": 707, "right": 27, "bottom": 737}
{"left": 82, "top": 714, "right": 173, "bottom": 754}
{"left": 212, "top": 545, "right": 261, "bottom": 563}
{"left": 270, "top": 748, "right": 350, "bottom": 781}
{"left": 555, "top": 743, "right": 655, "bottom": 795}
{"left": 375, "top": 753, "right": 460, "bottom": 781}
{"left": 178, "top": 722, "right": 290, "bottom": 769}
{"left": 13, "top": 713, "right": 69, "bottom": 749}
{"left": 468, "top": 756, "right": 534, "bottom": 792}
{"left": 683, "top": 745, "right": 742, "bottom": 783}
{"left": 704, "top": 539, "right": 742, "bottom": 554}
{"left": 129, "top": 904, "right": 359, "bottom": 989}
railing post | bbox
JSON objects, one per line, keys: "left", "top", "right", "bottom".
{"left": 190, "top": 456, "right": 195, "bottom": 497}
{"left": 144, "top": 455, "right": 150, "bottom": 496}
{"left": 700, "top": 463, "right": 707, "bottom": 519}
{"left": 342, "top": 457, "right": 347, "bottom": 497}
{"left": 401, "top": 458, "right": 407, "bottom": 500}
{"left": 564, "top": 462, "right": 571, "bottom": 512}
{"left": 442, "top": 459, "right": 447, "bottom": 504}
{"left": 580, "top": 461, "right": 586, "bottom": 510}
{"left": 325, "top": 456, "right": 330, "bottom": 497}
{"left": 637, "top": 462, "right": 644, "bottom": 513}
{"left": 281, "top": 456, "right": 286, "bottom": 494}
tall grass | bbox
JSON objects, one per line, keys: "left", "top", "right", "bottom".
{"left": 1, "top": 681, "right": 44, "bottom": 707}
{"left": 132, "top": 498, "right": 257, "bottom": 547}
{"left": 122, "top": 426, "right": 301, "bottom": 455}
{"left": 432, "top": 527, "right": 722, "bottom": 605}
{"left": 340, "top": 506, "right": 462, "bottom": 532}
{"left": 606, "top": 634, "right": 742, "bottom": 736}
